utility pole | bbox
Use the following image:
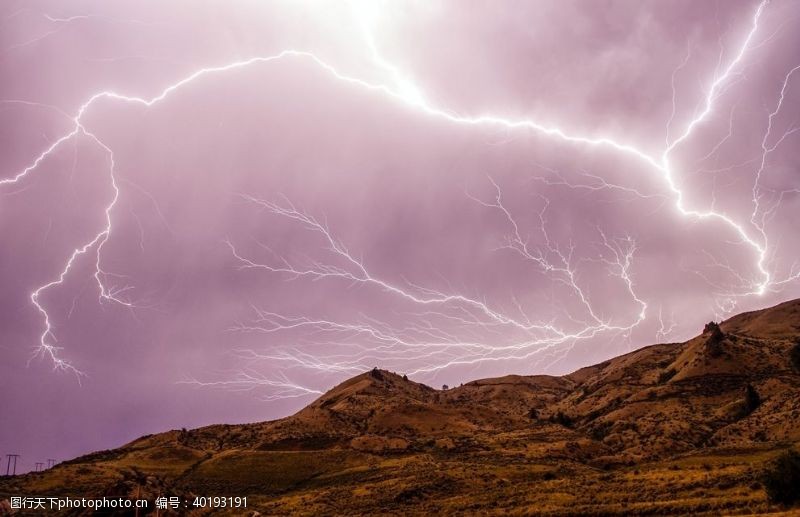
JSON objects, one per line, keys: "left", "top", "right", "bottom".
{"left": 5, "top": 454, "right": 20, "bottom": 476}
{"left": 47, "top": 459, "right": 56, "bottom": 469}
{"left": 35, "top": 462, "right": 44, "bottom": 472}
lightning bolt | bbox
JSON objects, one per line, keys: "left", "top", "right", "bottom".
{"left": 2, "top": 0, "right": 795, "bottom": 391}
{"left": 751, "top": 64, "right": 800, "bottom": 229}
{"left": 177, "top": 370, "right": 324, "bottom": 402}
{"left": 661, "top": 0, "right": 774, "bottom": 297}
{"left": 222, "top": 184, "right": 646, "bottom": 382}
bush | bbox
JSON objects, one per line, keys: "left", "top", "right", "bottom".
{"left": 550, "top": 411, "right": 574, "bottom": 428}
{"left": 589, "top": 421, "right": 612, "bottom": 441}
{"left": 743, "top": 384, "right": 761, "bottom": 415}
{"left": 790, "top": 342, "right": 800, "bottom": 372}
{"left": 763, "top": 450, "right": 800, "bottom": 505}
{"left": 701, "top": 322, "right": 726, "bottom": 358}
{"left": 703, "top": 321, "right": 723, "bottom": 337}
{"left": 658, "top": 368, "right": 676, "bottom": 384}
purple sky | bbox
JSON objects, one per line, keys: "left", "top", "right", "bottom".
{"left": 2, "top": 0, "right": 799, "bottom": 473}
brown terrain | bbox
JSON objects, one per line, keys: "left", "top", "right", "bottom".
{"left": 3, "top": 299, "right": 800, "bottom": 515}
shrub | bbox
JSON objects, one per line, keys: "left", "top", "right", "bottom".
{"left": 550, "top": 411, "right": 574, "bottom": 428}
{"left": 763, "top": 450, "right": 800, "bottom": 505}
{"left": 589, "top": 422, "right": 612, "bottom": 441}
{"left": 528, "top": 407, "right": 539, "bottom": 420}
{"left": 790, "top": 342, "right": 800, "bottom": 372}
{"left": 743, "top": 384, "right": 761, "bottom": 415}
{"left": 658, "top": 368, "right": 676, "bottom": 383}
{"left": 704, "top": 321, "right": 725, "bottom": 357}
{"left": 703, "top": 321, "right": 722, "bottom": 335}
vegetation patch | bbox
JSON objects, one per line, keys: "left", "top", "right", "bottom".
{"left": 763, "top": 449, "right": 800, "bottom": 506}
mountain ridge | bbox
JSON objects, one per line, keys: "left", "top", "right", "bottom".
{"left": 3, "top": 299, "right": 800, "bottom": 515}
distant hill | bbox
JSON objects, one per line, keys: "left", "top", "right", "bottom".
{"left": 3, "top": 299, "right": 800, "bottom": 515}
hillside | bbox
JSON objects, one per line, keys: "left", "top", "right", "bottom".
{"left": 2, "top": 300, "right": 800, "bottom": 515}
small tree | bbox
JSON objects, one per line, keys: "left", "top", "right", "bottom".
{"left": 402, "top": 374, "right": 408, "bottom": 381}
{"left": 763, "top": 450, "right": 800, "bottom": 505}
{"left": 528, "top": 407, "right": 539, "bottom": 420}
{"left": 740, "top": 384, "right": 761, "bottom": 417}
{"left": 704, "top": 321, "right": 725, "bottom": 357}
{"left": 442, "top": 384, "right": 449, "bottom": 390}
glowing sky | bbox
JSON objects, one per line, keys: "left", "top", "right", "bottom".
{"left": 2, "top": 0, "right": 799, "bottom": 472}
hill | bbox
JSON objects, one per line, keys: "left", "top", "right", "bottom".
{"left": 2, "top": 300, "right": 800, "bottom": 515}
